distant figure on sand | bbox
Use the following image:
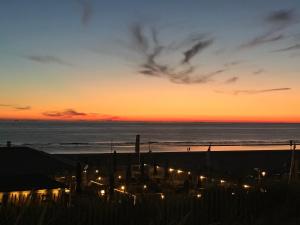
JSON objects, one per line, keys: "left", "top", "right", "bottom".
{"left": 208, "top": 144, "right": 211, "bottom": 152}
{"left": 187, "top": 147, "right": 191, "bottom": 152}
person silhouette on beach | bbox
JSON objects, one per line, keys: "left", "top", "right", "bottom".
{"left": 208, "top": 144, "right": 211, "bottom": 152}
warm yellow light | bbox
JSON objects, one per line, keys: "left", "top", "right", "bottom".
{"left": 97, "top": 176, "right": 102, "bottom": 181}
{"left": 118, "top": 175, "right": 122, "bottom": 179}
{"left": 220, "top": 179, "right": 226, "bottom": 184}
{"left": 200, "top": 176, "right": 206, "bottom": 180}
{"left": 188, "top": 171, "right": 191, "bottom": 175}
{"left": 177, "top": 170, "right": 183, "bottom": 174}
{"left": 83, "top": 170, "right": 87, "bottom": 173}
{"left": 161, "top": 194, "right": 165, "bottom": 200}
{"left": 196, "top": 194, "right": 202, "bottom": 198}
{"left": 21, "top": 191, "right": 30, "bottom": 198}
{"left": 0, "top": 193, "right": 3, "bottom": 202}
{"left": 52, "top": 189, "right": 59, "bottom": 196}
{"left": 261, "top": 171, "right": 266, "bottom": 177}
{"left": 37, "top": 189, "right": 47, "bottom": 195}
{"left": 169, "top": 168, "right": 174, "bottom": 172}
{"left": 143, "top": 185, "right": 147, "bottom": 189}
{"left": 121, "top": 185, "right": 125, "bottom": 191}
{"left": 10, "top": 192, "right": 20, "bottom": 199}
{"left": 100, "top": 189, "right": 105, "bottom": 196}
{"left": 95, "top": 169, "right": 99, "bottom": 173}
{"left": 65, "top": 188, "right": 70, "bottom": 193}
{"left": 243, "top": 184, "right": 250, "bottom": 189}
{"left": 231, "top": 192, "right": 235, "bottom": 195}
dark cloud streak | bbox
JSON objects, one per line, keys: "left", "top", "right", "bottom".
{"left": 77, "top": 0, "right": 92, "bottom": 26}
{"left": 273, "top": 44, "right": 300, "bottom": 52}
{"left": 43, "top": 109, "right": 87, "bottom": 117}
{"left": 224, "top": 76, "right": 239, "bottom": 84}
{"left": 240, "top": 9, "right": 297, "bottom": 49}
{"left": 25, "top": 55, "right": 72, "bottom": 66}
{"left": 233, "top": 88, "right": 291, "bottom": 95}
{"left": 0, "top": 104, "right": 31, "bottom": 111}
{"left": 182, "top": 39, "right": 213, "bottom": 64}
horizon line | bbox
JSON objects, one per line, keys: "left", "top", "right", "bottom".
{"left": 1, "top": 118, "right": 300, "bottom": 124}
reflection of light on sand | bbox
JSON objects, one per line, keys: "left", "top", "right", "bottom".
{"left": 152, "top": 144, "right": 289, "bottom": 152}
{"left": 43, "top": 143, "right": 291, "bottom": 154}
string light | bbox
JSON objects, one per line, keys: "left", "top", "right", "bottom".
{"left": 177, "top": 170, "right": 183, "bottom": 174}
{"left": 243, "top": 184, "right": 250, "bottom": 189}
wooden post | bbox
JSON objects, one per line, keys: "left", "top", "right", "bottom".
{"left": 135, "top": 135, "right": 140, "bottom": 165}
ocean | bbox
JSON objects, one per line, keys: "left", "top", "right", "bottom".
{"left": 0, "top": 121, "right": 299, "bottom": 154}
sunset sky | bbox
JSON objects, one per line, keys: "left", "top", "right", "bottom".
{"left": 1, "top": 0, "right": 300, "bottom": 122}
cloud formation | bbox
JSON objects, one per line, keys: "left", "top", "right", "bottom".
{"left": 224, "top": 76, "right": 239, "bottom": 84}
{"left": 77, "top": 0, "right": 92, "bottom": 26}
{"left": 128, "top": 23, "right": 219, "bottom": 84}
{"left": 216, "top": 88, "right": 291, "bottom": 95}
{"left": 43, "top": 109, "right": 87, "bottom": 118}
{"left": 182, "top": 39, "right": 213, "bottom": 64}
{"left": 240, "top": 9, "right": 297, "bottom": 49}
{"left": 233, "top": 88, "right": 291, "bottom": 95}
{"left": 0, "top": 104, "right": 31, "bottom": 111}
{"left": 25, "top": 55, "right": 72, "bottom": 66}
{"left": 273, "top": 44, "right": 300, "bottom": 52}
{"left": 253, "top": 69, "right": 265, "bottom": 75}
{"left": 43, "top": 109, "right": 120, "bottom": 121}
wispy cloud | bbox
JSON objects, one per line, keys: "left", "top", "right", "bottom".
{"left": 233, "top": 88, "right": 291, "bottom": 95}
{"left": 182, "top": 39, "right": 213, "bottom": 64}
{"left": 273, "top": 43, "right": 300, "bottom": 52}
{"left": 77, "top": 0, "right": 92, "bottom": 26}
{"left": 25, "top": 55, "right": 72, "bottom": 66}
{"left": 266, "top": 9, "right": 297, "bottom": 27}
{"left": 224, "top": 61, "right": 242, "bottom": 68}
{"left": 43, "top": 109, "right": 87, "bottom": 118}
{"left": 253, "top": 69, "right": 265, "bottom": 75}
{"left": 128, "top": 22, "right": 219, "bottom": 84}
{"left": 216, "top": 88, "right": 291, "bottom": 95}
{"left": 240, "top": 32, "right": 284, "bottom": 49}
{"left": 240, "top": 9, "right": 298, "bottom": 49}
{"left": 0, "top": 104, "right": 31, "bottom": 111}
{"left": 42, "top": 109, "right": 120, "bottom": 121}
{"left": 224, "top": 76, "right": 239, "bottom": 84}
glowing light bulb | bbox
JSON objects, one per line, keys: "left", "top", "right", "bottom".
{"left": 177, "top": 170, "right": 183, "bottom": 174}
